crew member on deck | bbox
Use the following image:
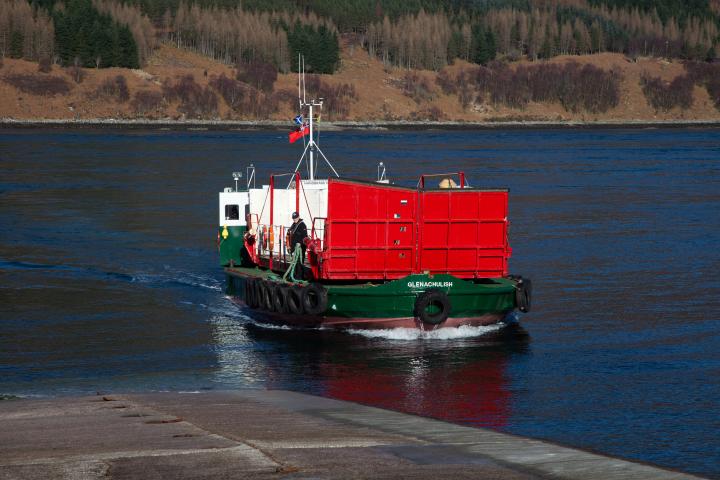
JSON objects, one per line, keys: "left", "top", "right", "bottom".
{"left": 287, "top": 211, "right": 307, "bottom": 279}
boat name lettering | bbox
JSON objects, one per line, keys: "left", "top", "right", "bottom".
{"left": 407, "top": 281, "right": 453, "bottom": 289}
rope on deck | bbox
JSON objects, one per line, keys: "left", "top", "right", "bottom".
{"left": 282, "top": 244, "right": 303, "bottom": 283}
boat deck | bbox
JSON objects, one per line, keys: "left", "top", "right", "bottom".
{"left": 250, "top": 252, "right": 312, "bottom": 279}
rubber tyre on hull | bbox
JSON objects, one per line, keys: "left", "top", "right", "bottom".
{"left": 260, "top": 280, "right": 274, "bottom": 311}
{"left": 287, "top": 286, "right": 304, "bottom": 315}
{"left": 245, "top": 278, "right": 258, "bottom": 308}
{"left": 255, "top": 280, "right": 265, "bottom": 310}
{"left": 302, "top": 283, "right": 328, "bottom": 316}
{"left": 252, "top": 279, "right": 263, "bottom": 309}
{"left": 515, "top": 278, "right": 532, "bottom": 313}
{"left": 273, "top": 284, "right": 289, "bottom": 313}
{"left": 414, "top": 289, "right": 451, "bottom": 326}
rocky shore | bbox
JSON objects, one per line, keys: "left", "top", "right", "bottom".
{"left": 2, "top": 117, "right": 719, "bottom": 130}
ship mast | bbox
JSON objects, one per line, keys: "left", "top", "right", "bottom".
{"left": 292, "top": 55, "right": 339, "bottom": 181}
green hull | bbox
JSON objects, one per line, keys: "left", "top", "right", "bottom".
{"left": 218, "top": 226, "right": 247, "bottom": 267}
{"left": 225, "top": 267, "right": 522, "bottom": 329}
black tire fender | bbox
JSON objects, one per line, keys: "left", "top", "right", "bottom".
{"left": 243, "top": 278, "right": 250, "bottom": 305}
{"left": 515, "top": 277, "right": 532, "bottom": 313}
{"left": 273, "top": 284, "right": 289, "bottom": 313}
{"left": 287, "top": 286, "right": 304, "bottom": 315}
{"left": 245, "top": 278, "right": 257, "bottom": 308}
{"left": 260, "top": 280, "right": 273, "bottom": 311}
{"left": 302, "top": 283, "right": 328, "bottom": 316}
{"left": 252, "top": 279, "right": 263, "bottom": 309}
{"left": 414, "top": 289, "right": 451, "bottom": 325}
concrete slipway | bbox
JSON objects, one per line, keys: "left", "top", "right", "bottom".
{"left": 0, "top": 390, "right": 706, "bottom": 480}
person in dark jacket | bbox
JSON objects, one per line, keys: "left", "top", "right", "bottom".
{"left": 287, "top": 211, "right": 307, "bottom": 279}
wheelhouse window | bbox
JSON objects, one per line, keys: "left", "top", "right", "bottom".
{"left": 225, "top": 204, "right": 239, "bottom": 220}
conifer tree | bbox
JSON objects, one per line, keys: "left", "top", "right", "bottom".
{"left": 448, "top": 30, "right": 463, "bottom": 60}
{"left": 471, "top": 25, "right": 496, "bottom": 65}
{"left": 287, "top": 21, "right": 339, "bottom": 73}
{"left": 52, "top": 0, "right": 140, "bottom": 67}
{"left": 10, "top": 31, "right": 23, "bottom": 58}
{"left": 117, "top": 25, "right": 139, "bottom": 68}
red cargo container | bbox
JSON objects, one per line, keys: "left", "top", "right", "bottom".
{"left": 316, "top": 178, "right": 510, "bottom": 281}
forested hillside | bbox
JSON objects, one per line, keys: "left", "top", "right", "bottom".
{"left": 1, "top": 0, "right": 719, "bottom": 70}
{"left": 1, "top": 0, "right": 719, "bottom": 123}
{"left": 132, "top": 0, "right": 720, "bottom": 68}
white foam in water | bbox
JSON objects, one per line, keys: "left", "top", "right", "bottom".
{"left": 211, "top": 302, "right": 293, "bottom": 330}
{"left": 168, "top": 271, "right": 223, "bottom": 291}
{"left": 213, "top": 300, "right": 250, "bottom": 318}
{"left": 347, "top": 323, "right": 505, "bottom": 341}
{"left": 131, "top": 271, "right": 222, "bottom": 291}
{"left": 249, "top": 321, "right": 294, "bottom": 330}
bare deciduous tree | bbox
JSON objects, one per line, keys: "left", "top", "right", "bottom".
{"left": 68, "top": 56, "right": 85, "bottom": 83}
{"left": 640, "top": 73, "right": 694, "bottom": 112}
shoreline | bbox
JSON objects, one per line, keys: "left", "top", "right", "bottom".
{"left": 2, "top": 117, "right": 720, "bottom": 130}
{"left": 0, "top": 390, "right": 708, "bottom": 479}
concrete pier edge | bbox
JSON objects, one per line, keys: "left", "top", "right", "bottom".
{"left": 0, "top": 389, "right": 708, "bottom": 479}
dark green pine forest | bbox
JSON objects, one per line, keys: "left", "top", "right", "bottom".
{"left": 27, "top": 0, "right": 139, "bottom": 67}
{"left": 53, "top": 0, "right": 139, "bottom": 68}
{"left": 287, "top": 22, "right": 340, "bottom": 74}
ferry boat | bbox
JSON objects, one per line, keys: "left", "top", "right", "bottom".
{"left": 218, "top": 63, "right": 531, "bottom": 330}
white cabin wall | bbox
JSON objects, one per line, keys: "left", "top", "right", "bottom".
{"left": 248, "top": 186, "right": 269, "bottom": 229}
{"left": 250, "top": 185, "right": 327, "bottom": 226}
{"left": 218, "top": 191, "right": 249, "bottom": 226}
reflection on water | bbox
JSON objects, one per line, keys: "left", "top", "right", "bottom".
{"left": 232, "top": 320, "right": 529, "bottom": 428}
{"left": 1, "top": 128, "right": 719, "bottom": 478}
{"left": 318, "top": 328, "right": 527, "bottom": 429}
{"left": 204, "top": 305, "right": 527, "bottom": 430}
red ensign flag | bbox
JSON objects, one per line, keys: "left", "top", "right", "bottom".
{"left": 289, "top": 125, "right": 309, "bottom": 144}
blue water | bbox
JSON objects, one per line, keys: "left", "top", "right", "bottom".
{"left": 1, "top": 127, "right": 719, "bottom": 477}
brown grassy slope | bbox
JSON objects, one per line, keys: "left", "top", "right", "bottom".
{"left": 1, "top": 42, "right": 718, "bottom": 122}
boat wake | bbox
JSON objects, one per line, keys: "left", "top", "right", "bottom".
{"left": 217, "top": 298, "right": 518, "bottom": 339}
{"left": 210, "top": 303, "right": 294, "bottom": 330}
{"left": 247, "top": 321, "right": 294, "bottom": 330}
{"left": 346, "top": 323, "right": 505, "bottom": 341}
{"left": 2, "top": 258, "right": 225, "bottom": 294}
{"left": 132, "top": 270, "right": 223, "bottom": 292}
